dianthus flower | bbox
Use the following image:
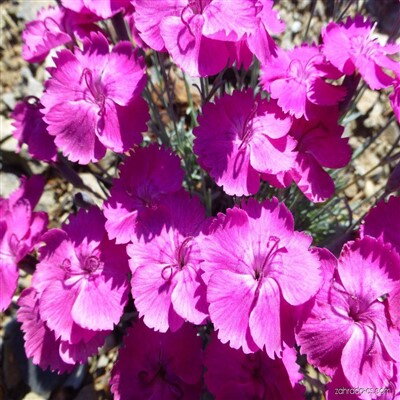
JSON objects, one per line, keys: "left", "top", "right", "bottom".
{"left": 200, "top": 198, "right": 322, "bottom": 356}
{"left": 204, "top": 332, "right": 304, "bottom": 399}
{"left": 17, "top": 288, "right": 109, "bottom": 374}
{"left": 133, "top": 0, "right": 257, "bottom": 76}
{"left": 62, "top": 0, "right": 132, "bottom": 19}
{"left": 128, "top": 190, "right": 208, "bottom": 332}
{"left": 360, "top": 196, "right": 400, "bottom": 331}
{"left": 245, "top": 0, "right": 285, "bottom": 64}
{"left": 261, "top": 44, "right": 346, "bottom": 119}
{"left": 263, "top": 105, "right": 352, "bottom": 202}
{"left": 110, "top": 320, "right": 203, "bottom": 400}
{"left": 12, "top": 97, "right": 57, "bottom": 162}
{"left": 193, "top": 90, "right": 295, "bottom": 196}
{"left": 22, "top": 5, "right": 98, "bottom": 63}
{"left": 297, "top": 236, "right": 400, "bottom": 395}
{"left": 41, "top": 32, "right": 149, "bottom": 164}
{"left": 322, "top": 15, "right": 400, "bottom": 90}
{"left": 0, "top": 176, "right": 47, "bottom": 312}
{"left": 104, "top": 144, "right": 185, "bottom": 244}
{"left": 361, "top": 196, "right": 400, "bottom": 253}
{"left": 31, "top": 207, "right": 130, "bottom": 342}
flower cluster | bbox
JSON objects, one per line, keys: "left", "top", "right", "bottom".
{"left": 2, "top": 1, "right": 400, "bottom": 399}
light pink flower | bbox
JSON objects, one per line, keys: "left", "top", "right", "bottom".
{"left": 22, "top": 5, "right": 99, "bottom": 63}
{"left": 31, "top": 207, "right": 129, "bottom": 342}
{"left": 11, "top": 97, "right": 57, "bottom": 162}
{"left": 261, "top": 44, "right": 346, "bottom": 119}
{"left": 62, "top": 0, "right": 132, "bottom": 19}
{"left": 17, "top": 288, "right": 109, "bottom": 374}
{"left": 110, "top": 320, "right": 203, "bottom": 400}
{"left": 204, "top": 332, "right": 304, "bottom": 399}
{"left": 297, "top": 236, "right": 400, "bottom": 395}
{"left": 104, "top": 144, "right": 185, "bottom": 244}
{"left": 194, "top": 90, "right": 295, "bottom": 196}
{"left": 200, "top": 198, "right": 322, "bottom": 356}
{"left": 41, "top": 32, "right": 149, "bottom": 164}
{"left": 264, "top": 105, "right": 352, "bottom": 202}
{"left": 322, "top": 15, "right": 399, "bottom": 90}
{"left": 128, "top": 190, "right": 208, "bottom": 333}
{"left": 0, "top": 176, "right": 47, "bottom": 312}
{"left": 133, "top": 0, "right": 257, "bottom": 76}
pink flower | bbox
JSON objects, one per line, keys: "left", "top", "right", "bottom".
{"left": 104, "top": 144, "right": 185, "bottom": 244}
{"left": 22, "top": 5, "right": 99, "bottom": 63}
{"left": 297, "top": 236, "right": 400, "bottom": 395}
{"left": 204, "top": 332, "right": 304, "bottom": 399}
{"left": 193, "top": 90, "right": 295, "bottom": 196}
{"left": 127, "top": 190, "right": 208, "bottom": 333}
{"left": 360, "top": 196, "right": 400, "bottom": 331}
{"left": 322, "top": 15, "right": 399, "bottom": 90}
{"left": 361, "top": 196, "right": 400, "bottom": 254}
{"left": 263, "top": 105, "right": 352, "bottom": 202}
{"left": 17, "top": 288, "right": 109, "bottom": 374}
{"left": 199, "top": 198, "right": 322, "bottom": 356}
{"left": 261, "top": 44, "right": 346, "bottom": 119}
{"left": 133, "top": 0, "right": 257, "bottom": 76}
{"left": 391, "top": 79, "right": 400, "bottom": 124}
{"left": 31, "top": 207, "right": 129, "bottom": 342}
{"left": 110, "top": 320, "right": 203, "bottom": 400}
{"left": 0, "top": 176, "right": 47, "bottom": 312}
{"left": 245, "top": 0, "right": 285, "bottom": 64}
{"left": 62, "top": 0, "right": 132, "bottom": 19}
{"left": 11, "top": 97, "right": 57, "bottom": 162}
{"left": 41, "top": 32, "right": 149, "bottom": 164}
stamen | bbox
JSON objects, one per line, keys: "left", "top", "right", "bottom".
{"left": 176, "top": 236, "right": 193, "bottom": 268}
{"left": 180, "top": 5, "right": 195, "bottom": 38}
{"left": 238, "top": 101, "right": 258, "bottom": 150}
{"left": 43, "top": 16, "right": 62, "bottom": 32}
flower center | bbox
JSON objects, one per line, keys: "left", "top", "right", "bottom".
{"left": 80, "top": 68, "right": 106, "bottom": 114}
{"left": 349, "top": 34, "right": 378, "bottom": 59}
{"left": 238, "top": 102, "right": 259, "bottom": 150}
{"left": 287, "top": 54, "right": 323, "bottom": 82}
{"left": 83, "top": 255, "right": 101, "bottom": 273}
{"left": 254, "top": 236, "right": 283, "bottom": 282}
{"left": 161, "top": 237, "right": 194, "bottom": 280}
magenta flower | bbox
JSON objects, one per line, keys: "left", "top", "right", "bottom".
{"left": 31, "top": 207, "right": 129, "bottom": 342}
{"left": 261, "top": 44, "right": 346, "bottom": 119}
{"left": 322, "top": 15, "right": 400, "bottom": 90}
{"left": 110, "top": 320, "right": 203, "bottom": 400}
{"left": 360, "top": 196, "right": 400, "bottom": 331}
{"left": 361, "top": 196, "right": 400, "bottom": 254}
{"left": 17, "top": 288, "right": 109, "bottom": 374}
{"left": 104, "top": 144, "right": 185, "bottom": 244}
{"left": 297, "top": 236, "right": 400, "bottom": 392}
{"left": 204, "top": 332, "right": 304, "bottom": 399}
{"left": 41, "top": 32, "right": 149, "bottom": 164}
{"left": 62, "top": 0, "right": 132, "bottom": 19}
{"left": 133, "top": 0, "right": 257, "bottom": 76}
{"left": 194, "top": 90, "right": 295, "bottom": 196}
{"left": 200, "top": 198, "right": 322, "bottom": 356}
{"left": 0, "top": 176, "right": 47, "bottom": 312}
{"left": 12, "top": 97, "right": 57, "bottom": 162}
{"left": 128, "top": 190, "right": 208, "bottom": 333}
{"left": 264, "top": 105, "right": 352, "bottom": 202}
{"left": 245, "top": 0, "right": 285, "bottom": 64}
{"left": 22, "top": 5, "right": 99, "bottom": 63}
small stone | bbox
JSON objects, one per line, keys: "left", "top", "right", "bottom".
{"left": 291, "top": 20, "right": 302, "bottom": 33}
